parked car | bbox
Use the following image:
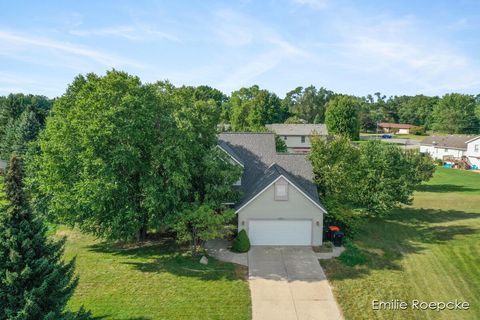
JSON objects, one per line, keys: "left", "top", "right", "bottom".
{"left": 381, "top": 134, "right": 393, "bottom": 139}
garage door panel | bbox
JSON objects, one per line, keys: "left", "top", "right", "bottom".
{"left": 248, "top": 220, "right": 312, "bottom": 246}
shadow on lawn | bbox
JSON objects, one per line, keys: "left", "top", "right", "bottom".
{"left": 87, "top": 238, "right": 240, "bottom": 282}
{"left": 323, "top": 208, "right": 480, "bottom": 280}
{"left": 416, "top": 183, "right": 479, "bottom": 193}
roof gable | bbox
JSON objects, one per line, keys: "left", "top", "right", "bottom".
{"left": 218, "top": 133, "right": 325, "bottom": 213}
{"left": 235, "top": 163, "right": 326, "bottom": 213}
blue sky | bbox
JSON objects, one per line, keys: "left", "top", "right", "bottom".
{"left": 1, "top": 0, "right": 479, "bottom": 98}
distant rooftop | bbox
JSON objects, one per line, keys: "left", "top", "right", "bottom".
{"left": 421, "top": 135, "right": 480, "bottom": 150}
{"left": 378, "top": 122, "right": 417, "bottom": 129}
{"left": 265, "top": 123, "right": 328, "bottom": 136}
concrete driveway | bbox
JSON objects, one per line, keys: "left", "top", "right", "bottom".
{"left": 248, "top": 246, "right": 343, "bottom": 320}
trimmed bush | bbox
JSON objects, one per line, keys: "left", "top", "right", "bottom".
{"left": 231, "top": 229, "right": 250, "bottom": 253}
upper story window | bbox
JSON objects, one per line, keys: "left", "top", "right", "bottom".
{"left": 475, "top": 144, "right": 479, "bottom": 152}
{"left": 301, "top": 136, "right": 305, "bottom": 143}
{"left": 283, "top": 136, "right": 288, "bottom": 140}
{"left": 444, "top": 148, "right": 448, "bottom": 153}
{"left": 274, "top": 179, "right": 288, "bottom": 201}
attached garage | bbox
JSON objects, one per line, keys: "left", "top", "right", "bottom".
{"left": 248, "top": 220, "right": 312, "bottom": 245}
{"left": 236, "top": 170, "right": 326, "bottom": 246}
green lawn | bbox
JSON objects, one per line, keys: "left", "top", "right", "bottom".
{"left": 322, "top": 167, "right": 480, "bottom": 320}
{"left": 58, "top": 228, "right": 251, "bottom": 320}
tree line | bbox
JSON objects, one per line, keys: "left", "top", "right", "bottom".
{"left": 1, "top": 85, "right": 479, "bottom": 157}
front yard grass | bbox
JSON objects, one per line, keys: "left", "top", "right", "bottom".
{"left": 58, "top": 227, "right": 251, "bottom": 320}
{"left": 322, "top": 167, "right": 480, "bottom": 319}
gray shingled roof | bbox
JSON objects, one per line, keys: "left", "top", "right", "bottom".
{"left": 266, "top": 123, "right": 328, "bottom": 136}
{"left": 218, "top": 133, "right": 325, "bottom": 212}
{"left": 420, "top": 135, "right": 479, "bottom": 150}
{"left": 217, "top": 140, "right": 244, "bottom": 166}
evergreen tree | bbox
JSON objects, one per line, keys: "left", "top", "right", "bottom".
{"left": 0, "top": 154, "right": 88, "bottom": 320}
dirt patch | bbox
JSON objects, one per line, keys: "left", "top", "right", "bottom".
{"left": 235, "top": 265, "right": 249, "bottom": 280}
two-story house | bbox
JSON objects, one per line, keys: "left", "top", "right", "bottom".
{"left": 265, "top": 124, "right": 328, "bottom": 153}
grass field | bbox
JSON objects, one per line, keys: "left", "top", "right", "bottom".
{"left": 322, "top": 167, "right": 480, "bottom": 320}
{"left": 58, "top": 228, "right": 251, "bottom": 320}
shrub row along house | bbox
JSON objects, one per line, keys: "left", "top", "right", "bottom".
{"left": 420, "top": 135, "right": 480, "bottom": 169}
{"left": 218, "top": 133, "right": 326, "bottom": 246}
{"left": 265, "top": 123, "right": 328, "bottom": 153}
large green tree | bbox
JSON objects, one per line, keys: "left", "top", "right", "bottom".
{"left": 325, "top": 95, "right": 360, "bottom": 140}
{"left": 230, "top": 85, "right": 288, "bottom": 131}
{"left": 432, "top": 93, "right": 479, "bottom": 133}
{"left": 32, "top": 71, "right": 239, "bottom": 241}
{"left": 283, "top": 86, "right": 333, "bottom": 123}
{"left": 0, "top": 155, "right": 89, "bottom": 320}
{"left": 396, "top": 95, "right": 438, "bottom": 128}
{"left": 309, "top": 138, "right": 435, "bottom": 227}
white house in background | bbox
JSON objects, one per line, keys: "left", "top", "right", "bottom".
{"left": 265, "top": 124, "right": 328, "bottom": 153}
{"left": 465, "top": 136, "right": 480, "bottom": 168}
{"left": 420, "top": 135, "right": 480, "bottom": 168}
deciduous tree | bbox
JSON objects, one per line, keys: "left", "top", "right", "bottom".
{"left": 325, "top": 95, "right": 360, "bottom": 140}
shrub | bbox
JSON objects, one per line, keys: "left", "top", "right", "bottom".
{"left": 231, "top": 229, "right": 250, "bottom": 252}
{"left": 338, "top": 239, "right": 367, "bottom": 266}
{"left": 410, "top": 126, "right": 426, "bottom": 135}
{"left": 434, "top": 159, "right": 444, "bottom": 166}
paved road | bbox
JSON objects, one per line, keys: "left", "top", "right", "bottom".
{"left": 248, "top": 246, "right": 343, "bottom": 320}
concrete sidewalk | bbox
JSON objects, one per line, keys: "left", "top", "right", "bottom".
{"left": 248, "top": 246, "right": 343, "bottom": 320}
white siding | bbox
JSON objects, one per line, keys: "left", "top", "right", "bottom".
{"left": 397, "top": 128, "right": 410, "bottom": 134}
{"left": 282, "top": 135, "right": 312, "bottom": 149}
{"left": 420, "top": 145, "right": 465, "bottom": 160}
{"left": 466, "top": 137, "right": 480, "bottom": 168}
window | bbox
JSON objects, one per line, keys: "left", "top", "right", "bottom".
{"left": 274, "top": 179, "right": 288, "bottom": 201}
{"left": 301, "top": 136, "right": 305, "bottom": 143}
{"left": 475, "top": 144, "right": 479, "bottom": 152}
{"left": 444, "top": 148, "right": 448, "bottom": 153}
{"left": 283, "top": 136, "right": 287, "bottom": 140}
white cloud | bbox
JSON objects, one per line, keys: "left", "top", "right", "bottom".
{"left": 212, "top": 10, "right": 308, "bottom": 91}
{"left": 327, "top": 14, "right": 480, "bottom": 94}
{"left": 70, "top": 25, "right": 180, "bottom": 43}
{"left": 292, "top": 0, "right": 328, "bottom": 10}
{"left": 0, "top": 30, "right": 145, "bottom": 69}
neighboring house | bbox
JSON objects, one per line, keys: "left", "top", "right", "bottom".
{"left": 378, "top": 122, "right": 417, "bottom": 134}
{"left": 265, "top": 123, "right": 328, "bottom": 153}
{"left": 465, "top": 136, "right": 480, "bottom": 168}
{"left": 420, "top": 135, "right": 480, "bottom": 168}
{"left": 218, "top": 133, "right": 326, "bottom": 246}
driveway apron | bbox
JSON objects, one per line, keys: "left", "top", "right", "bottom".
{"left": 248, "top": 246, "right": 343, "bottom": 320}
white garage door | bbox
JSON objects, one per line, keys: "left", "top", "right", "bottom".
{"left": 248, "top": 220, "right": 312, "bottom": 246}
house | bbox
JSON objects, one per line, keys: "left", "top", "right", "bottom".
{"left": 465, "top": 136, "right": 480, "bottom": 168}
{"left": 378, "top": 122, "right": 417, "bottom": 135}
{"left": 420, "top": 135, "right": 480, "bottom": 168}
{"left": 218, "top": 132, "right": 326, "bottom": 246}
{"left": 265, "top": 123, "right": 328, "bottom": 153}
